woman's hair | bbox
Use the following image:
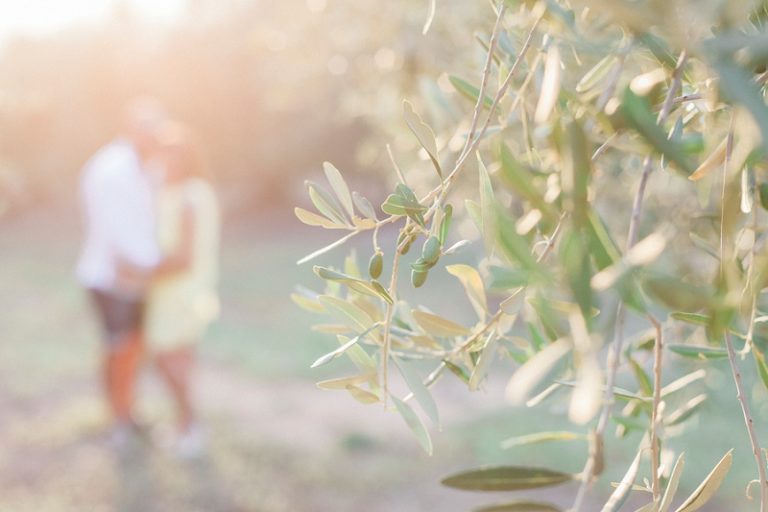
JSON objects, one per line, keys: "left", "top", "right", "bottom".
{"left": 158, "top": 121, "right": 209, "bottom": 180}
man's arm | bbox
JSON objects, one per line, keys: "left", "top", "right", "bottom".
{"left": 89, "top": 169, "right": 161, "bottom": 288}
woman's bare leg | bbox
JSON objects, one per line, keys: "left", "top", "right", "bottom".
{"left": 155, "top": 344, "right": 196, "bottom": 431}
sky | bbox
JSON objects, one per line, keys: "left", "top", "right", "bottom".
{"left": 0, "top": 0, "right": 187, "bottom": 42}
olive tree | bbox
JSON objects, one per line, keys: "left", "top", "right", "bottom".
{"left": 294, "top": 1, "right": 768, "bottom": 510}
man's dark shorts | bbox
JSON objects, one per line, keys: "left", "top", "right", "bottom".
{"left": 89, "top": 289, "right": 145, "bottom": 347}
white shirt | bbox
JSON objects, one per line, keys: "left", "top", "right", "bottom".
{"left": 76, "top": 139, "right": 161, "bottom": 294}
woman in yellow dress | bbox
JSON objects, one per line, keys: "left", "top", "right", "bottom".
{"left": 148, "top": 124, "right": 220, "bottom": 457}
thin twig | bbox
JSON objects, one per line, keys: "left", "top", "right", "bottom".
{"left": 440, "top": 12, "right": 544, "bottom": 197}
{"left": 452, "top": 212, "right": 566, "bottom": 356}
{"left": 591, "top": 133, "right": 617, "bottom": 161}
{"left": 719, "top": 109, "right": 768, "bottom": 509}
{"left": 570, "top": 50, "right": 688, "bottom": 512}
{"left": 296, "top": 229, "right": 361, "bottom": 265}
{"left": 307, "top": 5, "right": 520, "bottom": 403}
{"left": 628, "top": 50, "right": 688, "bottom": 247}
{"left": 381, "top": 247, "right": 403, "bottom": 406}
{"left": 508, "top": 52, "right": 543, "bottom": 117}
{"left": 459, "top": 3, "right": 507, "bottom": 158}
{"left": 403, "top": 11, "right": 544, "bottom": 244}
{"left": 648, "top": 313, "right": 663, "bottom": 503}
{"left": 387, "top": 143, "right": 408, "bottom": 185}
{"left": 673, "top": 93, "right": 702, "bottom": 104}
{"left": 402, "top": 362, "right": 447, "bottom": 403}
{"left": 725, "top": 332, "right": 768, "bottom": 512}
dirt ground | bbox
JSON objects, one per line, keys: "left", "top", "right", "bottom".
{"left": 0, "top": 203, "right": 729, "bottom": 512}
{"left": 0, "top": 204, "right": 584, "bottom": 512}
{"left": 0, "top": 359, "right": 525, "bottom": 512}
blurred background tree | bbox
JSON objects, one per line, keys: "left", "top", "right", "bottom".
{"left": 0, "top": 0, "right": 492, "bottom": 216}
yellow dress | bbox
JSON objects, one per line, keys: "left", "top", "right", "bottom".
{"left": 147, "top": 178, "right": 220, "bottom": 350}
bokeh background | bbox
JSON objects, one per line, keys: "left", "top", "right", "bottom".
{"left": 0, "top": 1, "right": 760, "bottom": 511}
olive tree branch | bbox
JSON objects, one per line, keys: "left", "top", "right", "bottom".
{"left": 437, "top": 11, "right": 544, "bottom": 204}
{"left": 673, "top": 93, "right": 702, "bottom": 104}
{"left": 296, "top": 229, "right": 362, "bottom": 265}
{"left": 719, "top": 111, "right": 768, "bottom": 509}
{"left": 412, "top": 9, "right": 544, "bottom": 231}
{"left": 381, "top": 240, "right": 404, "bottom": 406}
{"left": 380, "top": 8, "right": 521, "bottom": 397}
{"left": 507, "top": 52, "right": 543, "bottom": 121}
{"left": 726, "top": 332, "right": 768, "bottom": 512}
{"left": 298, "top": 11, "right": 543, "bottom": 267}
{"left": 459, "top": 2, "right": 507, "bottom": 159}
{"left": 387, "top": 143, "right": 409, "bottom": 185}
{"left": 628, "top": 50, "right": 688, "bottom": 246}
{"left": 570, "top": 49, "right": 688, "bottom": 512}
{"left": 648, "top": 313, "right": 664, "bottom": 502}
{"left": 452, "top": 212, "right": 566, "bottom": 356}
{"left": 391, "top": 203, "right": 566, "bottom": 365}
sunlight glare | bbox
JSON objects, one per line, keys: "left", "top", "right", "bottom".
{"left": 0, "top": 0, "right": 186, "bottom": 41}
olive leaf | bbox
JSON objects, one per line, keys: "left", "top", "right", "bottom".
{"left": 659, "top": 453, "right": 685, "bottom": 512}
{"left": 322, "top": 162, "right": 355, "bottom": 219}
{"left": 391, "top": 394, "right": 433, "bottom": 455}
{"left": 674, "top": 450, "right": 733, "bottom": 512}
{"left": 412, "top": 310, "right": 471, "bottom": 337}
{"left": 449, "top": 75, "right": 494, "bottom": 109}
{"left": 501, "top": 431, "right": 586, "bottom": 449}
{"left": 441, "top": 466, "right": 574, "bottom": 491}
{"left": 403, "top": 100, "right": 442, "bottom": 177}
{"left": 446, "top": 264, "right": 487, "bottom": 320}
{"left": 600, "top": 445, "right": 642, "bottom": 512}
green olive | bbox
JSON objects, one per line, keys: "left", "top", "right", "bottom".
{"left": 368, "top": 251, "right": 383, "bottom": 279}
{"left": 399, "top": 235, "right": 413, "bottom": 255}
{"left": 412, "top": 269, "right": 429, "bottom": 288}
{"left": 421, "top": 236, "right": 441, "bottom": 265}
{"left": 410, "top": 257, "right": 432, "bottom": 272}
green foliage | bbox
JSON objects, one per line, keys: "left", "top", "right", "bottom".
{"left": 450, "top": 75, "right": 495, "bottom": 109}
{"left": 294, "top": 0, "right": 768, "bottom": 509}
{"left": 441, "top": 466, "right": 574, "bottom": 491}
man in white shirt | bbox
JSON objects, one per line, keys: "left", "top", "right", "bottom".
{"left": 76, "top": 98, "right": 167, "bottom": 445}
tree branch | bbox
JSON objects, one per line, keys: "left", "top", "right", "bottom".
{"left": 459, "top": 3, "right": 507, "bottom": 158}
{"left": 720, "top": 110, "right": 768, "bottom": 510}
{"left": 381, "top": 245, "right": 403, "bottom": 406}
{"left": 299, "top": 8, "right": 543, "bottom": 268}
{"left": 648, "top": 313, "right": 663, "bottom": 502}
{"left": 570, "top": 49, "right": 688, "bottom": 512}
{"left": 725, "top": 332, "right": 768, "bottom": 512}
{"left": 440, "top": 11, "right": 544, "bottom": 199}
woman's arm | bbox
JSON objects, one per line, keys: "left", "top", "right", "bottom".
{"left": 154, "top": 200, "right": 195, "bottom": 278}
{"left": 113, "top": 258, "right": 153, "bottom": 293}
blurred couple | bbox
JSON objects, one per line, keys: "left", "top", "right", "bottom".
{"left": 76, "top": 98, "right": 220, "bottom": 458}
